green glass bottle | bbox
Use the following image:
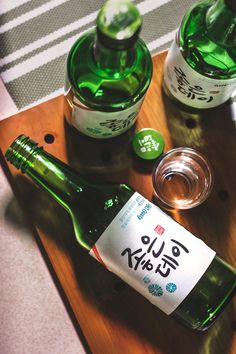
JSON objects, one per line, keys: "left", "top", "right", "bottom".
{"left": 163, "top": 0, "right": 236, "bottom": 109}
{"left": 64, "top": 0, "right": 152, "bottom": 139}
{"left": 5, "top": 135, "right": 236, "bottom": 331}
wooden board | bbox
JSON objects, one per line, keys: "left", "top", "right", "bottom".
{"left": 0, "top": 52, "right": 236, "bottom": 354}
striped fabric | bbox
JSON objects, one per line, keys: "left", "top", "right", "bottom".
{"left": 0, "top": 0, "right": 197, "bottom": 116}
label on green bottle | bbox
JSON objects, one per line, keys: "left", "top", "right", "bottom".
{"left": 70, "top": 96, "right": 144, "bottom": 138}
{"left": 90, "top": 192, "right": 215, "bottom": 315}
{"left": 164, "top": 38, "right": 236, "bottom": 109}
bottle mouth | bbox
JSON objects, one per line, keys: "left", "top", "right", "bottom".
{"left": 96, "top": 0, "right": 142, "bottom": 50}
{"left": 5, "top": 134, "right": 41, "bottom": 173}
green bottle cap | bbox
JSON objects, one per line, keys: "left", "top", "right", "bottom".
{"left": 96, "top": 0, "right": 142, "bottom": 50}
{"left": 132, "top": 128, "right": 165, "bottom": 160}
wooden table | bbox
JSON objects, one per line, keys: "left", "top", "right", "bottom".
{"left": 0, "top": 52, "right": 235, "bottom": 354}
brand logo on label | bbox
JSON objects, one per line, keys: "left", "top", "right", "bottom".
{"left": 137, "top": 203, "right": 152, "bottom": 220}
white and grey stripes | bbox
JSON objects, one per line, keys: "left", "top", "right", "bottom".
{"left": 0, "top": 0, "right": 196, "bottom": 113}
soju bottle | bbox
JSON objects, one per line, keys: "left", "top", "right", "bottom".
{"left": 64, "top": 0, "right": 152, "bottom": 139}
{"left": 5, "top": 135, "right": 236, "bottom": 331}
{"left": 163, "top": 0, "right": 236, "bottom": 110}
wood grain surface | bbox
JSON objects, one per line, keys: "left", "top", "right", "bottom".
{"left": 0, "top": 52, "right": 235, "bottom": 354}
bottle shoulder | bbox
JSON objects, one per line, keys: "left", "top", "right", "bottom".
{"left": 178, "top": 1, "right": 236, "bottom": 79}
{"left": 69, "top": 181, "right": 134, "bottom": 249}
{"left": 66, "top": 30, "right": 153, "bottom": 111}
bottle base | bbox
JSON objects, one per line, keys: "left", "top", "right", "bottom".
{"left": 171, "top": 262, "right": 236, "bottom": 332}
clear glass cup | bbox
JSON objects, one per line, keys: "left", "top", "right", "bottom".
{"left": 152, "top": 147, "right": 214, "bottom": 210}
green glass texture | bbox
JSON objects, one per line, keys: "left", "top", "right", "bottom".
{"left": 66, "top": 28, "right": 152, "bottom": 111}
{"left": 65, "top": 0, "right": 152, "bottom": 139}
{"left": 5, "top": 135, "right": 236, "bottom": 331}
{"left": 179, "top": 0, "right": 236, "bottom": 79}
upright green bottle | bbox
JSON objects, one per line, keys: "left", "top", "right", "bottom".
{"left": 64, "top": 0, "right": 152, "bottom": 139}
{"left": 5, "top": 135, "right": 236, "bottom": 331}
{"left": 163, "top": 0, "right": 236, "bottom": 109}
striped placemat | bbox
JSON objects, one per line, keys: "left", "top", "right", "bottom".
{"left": 0, "top": 0, "right": 197, "bottom": 119}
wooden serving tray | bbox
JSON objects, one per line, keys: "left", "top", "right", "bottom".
{"left": 0, "top": 52, "right": 236, "bottom": 354}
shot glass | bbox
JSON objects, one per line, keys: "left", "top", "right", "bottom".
{"left": 152, "top": 147, "right": 214, "bottom": 210}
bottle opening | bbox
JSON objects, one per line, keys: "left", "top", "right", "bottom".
{"left": 96, "top": 0, "right": 142, "bottom": 50}
{"left": 5, "top": 134, "right": 41, "bottom": 172}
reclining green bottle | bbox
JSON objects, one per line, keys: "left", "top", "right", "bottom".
{"left": 5, "top": 135, "right": 236, "bottom": 331}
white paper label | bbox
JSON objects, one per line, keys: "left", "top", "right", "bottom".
{"left": 163, "top": 38, "right": 236, "bottom": 109}
{"left": 70, "top": 96, "right": 144, "bottom": 138}
{"left": 90, "top": 192, "right": 215, "bottom": 315}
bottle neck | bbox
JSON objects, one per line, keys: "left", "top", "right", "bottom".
{"left": 206, "top": 0, "right": 236, "bottom": 46}
{"left": 93, "top": 37, "right": 135, "bottom": 76}
{"left": 5, "top": 135, "right": 86, "bottom": 212}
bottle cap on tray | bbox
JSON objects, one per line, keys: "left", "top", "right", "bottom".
{"left": 132, "top": 128, "right": 164, "bottom": 160}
